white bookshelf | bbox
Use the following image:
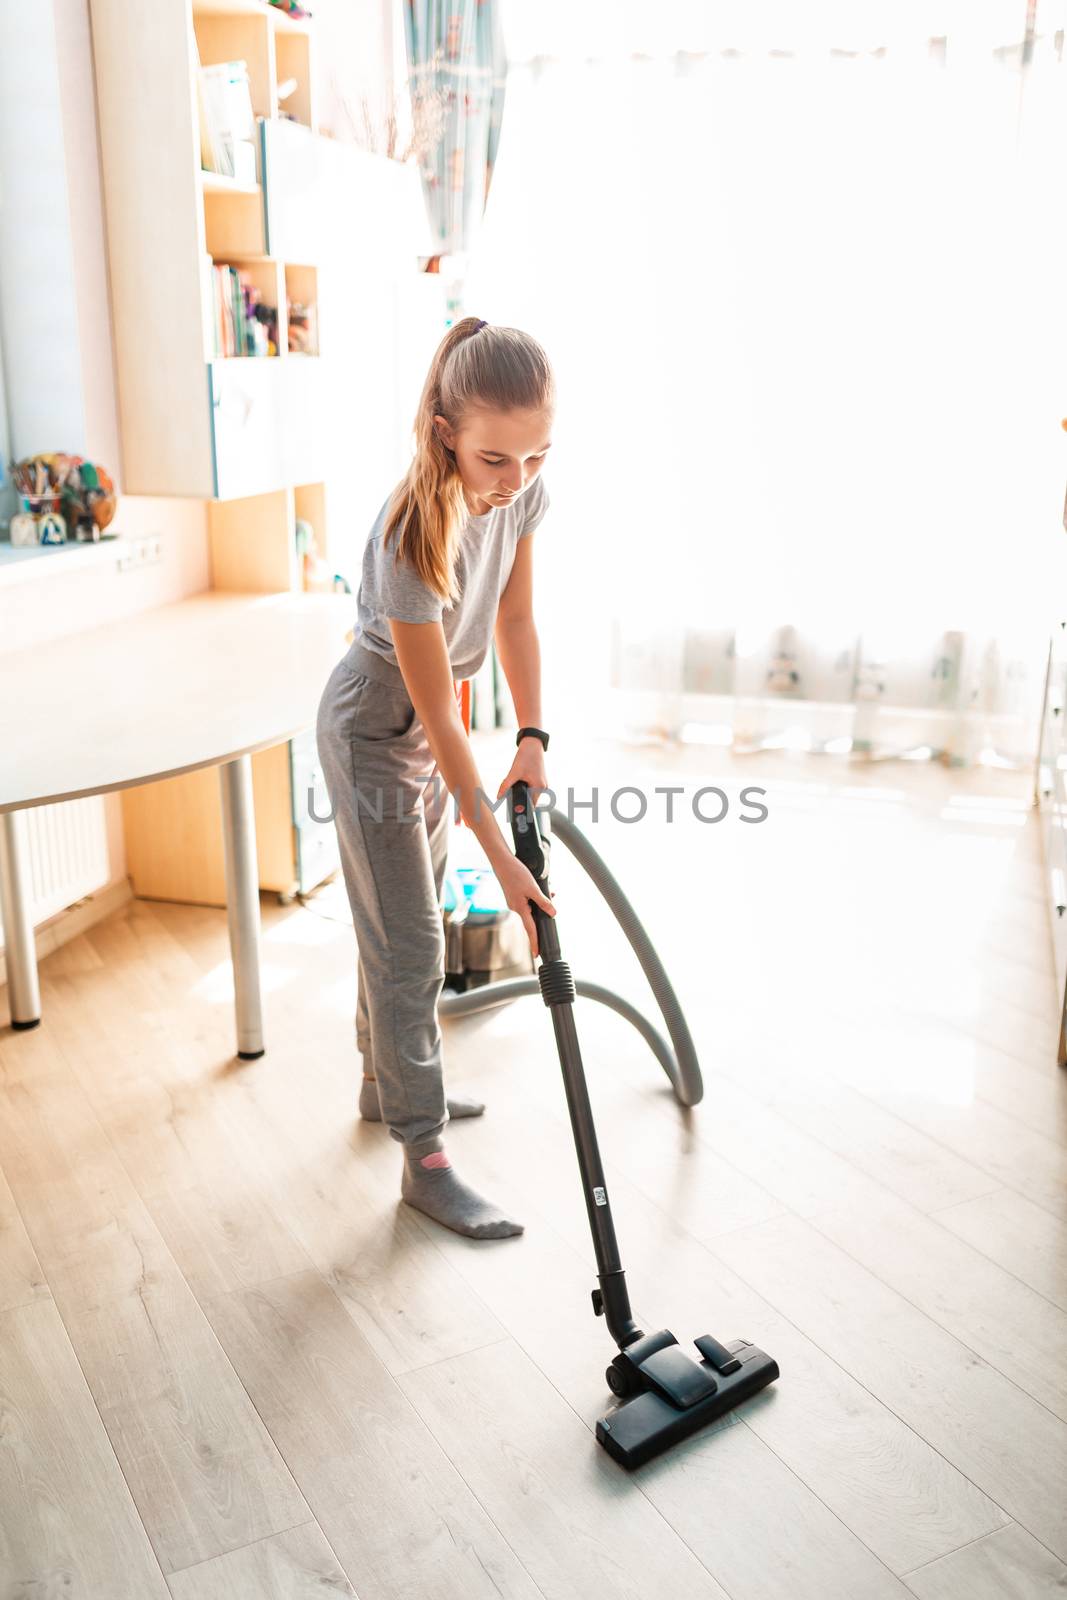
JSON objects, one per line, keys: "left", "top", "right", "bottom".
{"left": 90, "top": 0, "right": 324, "bottom": 502}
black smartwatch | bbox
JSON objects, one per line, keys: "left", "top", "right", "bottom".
{"left": 516, "top": 726, "right": 550, "bottom": 751}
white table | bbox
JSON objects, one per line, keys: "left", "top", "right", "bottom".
{"left": 0, "top": 590, "right": 353, "bottom": 1056}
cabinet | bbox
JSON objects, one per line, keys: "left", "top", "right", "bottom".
{"left": 1035, "top": 619, "right": 1067, "bottom": 1063}
{"left": 121, "top": 723, "right": 337, "bottom": 905}
{"left": 209, "top": 357, "right": 326, "bottom": 500}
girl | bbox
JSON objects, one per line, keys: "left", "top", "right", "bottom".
{"left": 316, "top": 315, "right": 557, "bottom": 1241}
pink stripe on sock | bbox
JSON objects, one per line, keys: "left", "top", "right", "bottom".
{"left": 419, "top": 1151, "right": 452, "bottom": 1171}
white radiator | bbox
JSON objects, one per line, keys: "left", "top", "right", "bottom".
{"left": 1, "top": 797, "right": 111, "bottom": 943}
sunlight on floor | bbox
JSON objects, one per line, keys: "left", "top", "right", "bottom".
{"left": 320, "top": 976, "right": 358, "bottom": 1020}
{"left": 190, "top": 960, "right": 297, "bottom": 1005}
{"left": 262, "top": 907, "right": 349, "bottom": 947}
{"left": 940, "top": 794, "right": 1032, "bottom": 827}
{"left": 838, "top": 1024, "right": 983, "bottom": 1109}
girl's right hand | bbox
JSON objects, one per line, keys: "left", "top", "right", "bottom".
{"left": 495, "top": 852, "right": 556, "bottom": 959}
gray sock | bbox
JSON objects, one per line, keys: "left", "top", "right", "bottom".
{"left": 360, "top": 1074, "right": 485, "bottom": 1123}
{"left": 401, "top": 1137, "right": 524, "bottom": 1240}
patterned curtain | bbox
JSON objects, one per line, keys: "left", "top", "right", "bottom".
{"left": 403, "top": 0, "right": 514, "bottom": 733}
{"left": 403, "top": 0, "right": 508, "bottom": 319}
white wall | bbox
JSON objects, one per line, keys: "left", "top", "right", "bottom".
{"left": 0, "top": 0, "right": 103, "bottom": 461}
{"left": 0, "top": 288, "right": 11, "bottom": 522}
{"left": 0, "top": 497, "right": 211, "bottom": 656}
{"left": 54, "top": 0, "right": 124, "bottom": 476}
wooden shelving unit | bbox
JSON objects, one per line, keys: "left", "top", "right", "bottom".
{"left": 91, "top": 0, "right": 341, "bottom": 904}
{"left": 90, "top": 0, "right": 326, "bottom": 499}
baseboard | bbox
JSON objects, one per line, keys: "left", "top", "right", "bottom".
{"left": 0, "top": 876, "right": 134, "bottom": 986}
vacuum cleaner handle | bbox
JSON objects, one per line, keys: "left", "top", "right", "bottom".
{"left": 507, "top": 781, "right": 550, "bottom": 890}
{"left": 507, "top": 781, "right": 559, "bottom": 962}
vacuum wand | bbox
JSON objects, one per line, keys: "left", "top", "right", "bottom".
{"left": 505, "top": 780, "right": 781, "bottom": 1469}
{"left": 507, "top": 780, "right": 644, "bottom": 1349}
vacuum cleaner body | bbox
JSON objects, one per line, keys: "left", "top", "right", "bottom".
{"left": 502, "top": 782, "right": 780, "bottom": 1469}
{"left": 442, "top": 866, "right": 534, "bottom": 993}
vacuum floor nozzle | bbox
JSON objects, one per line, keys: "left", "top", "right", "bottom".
{"left": 596, "top": 1340, "right": 780, "bottom": 1469}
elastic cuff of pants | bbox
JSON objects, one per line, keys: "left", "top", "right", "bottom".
{"left": 407, "top": 1134, "right": 445, "bottom": 1160}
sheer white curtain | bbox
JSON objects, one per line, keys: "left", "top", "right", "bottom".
{"left": 464, "top": 4, "right": 1067, "bottom": 766}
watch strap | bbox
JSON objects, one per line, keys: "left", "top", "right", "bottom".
{"left": 516, "top": 726, "right": 550, "bottom": 751}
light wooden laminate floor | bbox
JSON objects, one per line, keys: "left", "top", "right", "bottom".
{"left": 2, "top": 738, "right": 1065, "bottom": 1599}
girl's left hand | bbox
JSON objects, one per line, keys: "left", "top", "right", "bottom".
{"left": 496, "top": 742, "right": 549, "bottom": 807}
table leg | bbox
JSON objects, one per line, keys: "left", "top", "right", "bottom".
{"left": 219, "top": 756, "right": 264, "bottom": 1059}
{"left": 0, "top": 810, "right": 42, "bottom": 1030}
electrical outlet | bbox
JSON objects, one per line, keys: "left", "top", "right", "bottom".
{"left": 117, "top": 535, "right": 162, "bottom": 573}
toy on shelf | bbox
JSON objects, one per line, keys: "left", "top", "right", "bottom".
{"left": 294, "top": 516, "right": 350, "bottom": 595}
{"left": 10, "top": 506, "right": 47, "bottom": 547}
{"left": 11, "top": 453, "right": 118, "bottom": 544}
{"left": 287, "top": 298, "right": 317, "bottom": 354}
{"left": 276, "top": 77, "right": 300, "bottom": 123}
{"left": 294, "top": 516, "right": 330, "bottom": 592}
{"left": 38, "top": 508, "right": 67, "bottom": 545}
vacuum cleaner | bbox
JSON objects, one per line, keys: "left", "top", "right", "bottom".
{"left": 437, "top": 780, "right": 779, "bottom": 1470}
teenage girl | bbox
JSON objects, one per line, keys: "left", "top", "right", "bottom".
{"left": 316, "top": 316, "right": 557, "bottom": 1241}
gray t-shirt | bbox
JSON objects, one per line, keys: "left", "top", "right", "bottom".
{"left": 353, "top": 474, "right": 550, "bottom": 680}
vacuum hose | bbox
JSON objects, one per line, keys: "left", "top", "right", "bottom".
{"left": 437, "top": 805, "right": 704, "bottom": 1108}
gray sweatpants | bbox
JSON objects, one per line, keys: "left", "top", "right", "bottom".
{"left": 316, "top": 638, "right": 452, "bottom": 1146}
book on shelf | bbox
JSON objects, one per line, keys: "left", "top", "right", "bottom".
{"left": 198, "top": 59, "right": 257, "bottom": 183}
{"left": 200, "top": 252, "right": 216, "bottom": 359}
{"left": 206, "top": 262, "right": 275, "bottom": 358}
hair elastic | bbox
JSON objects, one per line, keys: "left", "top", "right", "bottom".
{"left": 472, "top": 319, "right": 488, "bottom": 333}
